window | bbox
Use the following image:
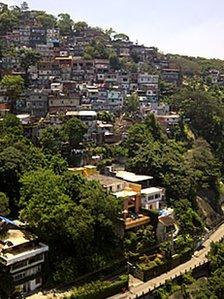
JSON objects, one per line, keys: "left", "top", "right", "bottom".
{"left": 155, "top": 193, "right": 160, "bottom": 199}
{"left": 28, "top": 254, "right": 44, "bottom": 265}
{"left": 148, "top": 195, "right": 154, "bottom": 201}
{"left": 36, "top": 277, "right": 42, "bottom": 285}
{"left": 13, "top": 272, "right": 26, "bottom": 281}
{"left": 12, "top": 260, "right": 28, "bottom": 271}
{"left": 117, "top": 184, "right": 121, "bottom": 191}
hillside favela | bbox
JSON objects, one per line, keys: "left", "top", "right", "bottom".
{"left": 0, "top": 1, "right": 224, "bottom": 298}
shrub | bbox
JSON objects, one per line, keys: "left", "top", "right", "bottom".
{"left": 67, "top": 275, "right": 128, "bottom": 299}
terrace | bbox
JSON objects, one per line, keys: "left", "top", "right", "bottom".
{"left": 125, "top": 214, "right": 150, "bottom": 230}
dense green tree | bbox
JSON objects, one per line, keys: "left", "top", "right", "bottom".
{"left": 19, "top": 169, "right": 122, "bottom": 282}
{"left": 1, "top": 113, "right": 23, "bottom": 137}
{"left": 104, "top": 27, "right": 116, "bottom": 40}
{"left": 57, "top": 13, "right": 74, "bottom": 36}
{"left": 125, "top": 92, "right": 140, "bottom": 114}
{"left": 120, "top": 58, "right": 138, "bottom": 73}
{"left": 185, "top": 139, "right": 221, "bottom": 193}
{"left": 145, "top": 113, "right": 166, "bottom": 141}
{"left": 124, "top": 124, "right": 196, "bottom": 200}
{"left": 97, "top": 111, "right": 115, "bottom": 123}
{"left": 45, "top": 154, "right": 68, "bottom": 175}
{"left": 0, "top": 192, "right": 10, "bottom": 215}
{"left": 0, "top": 4, "right": 19, "bottom": 35}
{"left": 39, "top": 126, "right": 64, "bottom": 154}
{"left": 20, "top": 169, "right": 71, "bottom": 237}
{"left": 123, "top": 123, "right": 153, "bottom": 157}
{"left": 0, "top": 146, "right": 26, "bottom": 208}
{"left": 174, "top": 199, "right": 204, "bottom": 236}
{"left": 35, "top": 11, "right": 57, "bottom": 29}
{"left": 124, "top": 225, "right": 155, "bottom": 253}
{"left": 73, "top": 21, "right": 88, "bottom": 31}
{"left": 113, "top": 33, "right": 129, "bottom": 42}
{"left": 172, "top": 89, "right": 224, "bottom": 168}
{"left": 17, "top": 48, "right": 41, "bottom": 82}
{"left": 83, "top": 39, "right": 109, "bottom": 60}
{"left": 0, "top": 75, "right": 24, "bottom": 112}
{"left": 63, "top": 117, "right": 87, "bottom": 148}
{"left": 209, "top": 242, "right": 224, "bottom": 271}
{"left": 62, "top": 171, "right": 85, "bottom": 203}
{"left": 109, "top": 50, "right": 121, "bottom": 70}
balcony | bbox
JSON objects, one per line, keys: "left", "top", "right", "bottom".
{"left": 125, "top": 214, "right": 150, "bottom": 230}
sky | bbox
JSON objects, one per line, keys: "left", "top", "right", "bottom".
{"left": 3, "top": 0, "right": 224, "bottom": 59}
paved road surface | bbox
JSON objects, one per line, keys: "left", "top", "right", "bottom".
{"left": 109, "top": 222, "right": 224, "bottom": 299}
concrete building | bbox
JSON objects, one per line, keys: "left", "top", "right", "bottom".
{"left": 0, "top": 217, "right": 48, "bottom": 295}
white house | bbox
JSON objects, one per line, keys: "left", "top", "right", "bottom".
{"left": 141, "top": 187, "right": 164, "bottom": 210}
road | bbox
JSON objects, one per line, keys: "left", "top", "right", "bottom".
{"left": 109, "top": 222, "right": 224, "bottom": 299}
{"left": 27, "top": 222, "right": 224, "bottom": 299}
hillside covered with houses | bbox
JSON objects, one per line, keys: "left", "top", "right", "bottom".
{"left": 0, "top": 2, "right": 224, "bottom": 299}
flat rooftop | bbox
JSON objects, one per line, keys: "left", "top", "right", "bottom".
{"left": 0, "top": 228, "right": 36, "bottom": 254}
{"left": 114, "top": 190, "right": 137, "bottom": 198}
{"left": 115, "top": 171, "right": 153, "bottom": 183}
{"left": 86, "top": 173, "right": 124, "bottom": 187}
{"left": 141, "top": 187, "right": 162, "bottom": 195}
{"left": 66, "top": 111, "right": 97, "bottom": 117}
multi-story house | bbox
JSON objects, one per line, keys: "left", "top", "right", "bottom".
{"left": 51, "top": 60, "right": 61, "bottom": 78}
{"left": 118, "top": 46, "right": 131, "bottom": 58}
{"left": 95, "top": 121, "right": 115, "bottom": 144}
{"left": 0, "top": 90, "right": 10, "bottom": 117}
{"left": 55, "top": 55, "right": 72, "bottom": 80}
{"left": 36, "top": 44, "right": 54, "bottom": 59}
{"left": 0, "top": 216, "right": 49, "bottom": 295}
{"left": 94, "top": 59, "right": 110, "bottom": 82}
{"left": 138, "top": 74, "right": 159, "bottom": 86}
{"left": 71, "top": 58, "right": 85, "bottom": 82}
{"left": 107, "top": 88, "right": 124, "bottom": 111}
{"left": 19, "top": 26, "right": 31, "bottom": 46}
{"left": 113, "top": 40, "right": 133, "bottom": 55}
{"left": 69, "top": 166, "right": 150, "bottom": 231}
{"left": 161, "top": 68, "right": 182, "bottom": 86}
{"left": 130, "top": 44, "right": 146, "bottom": 62}
{"left": 104, "top": 72, "right": 118, "bottom": 85}
{"left": 117, "top": 71, "right": 130, "bottom": 90}
{"left": 141, "top": 187, "right": 165, "bottom": 210}
{"left": 38, "top": 61, "right": 53, "bottom": 84}
{"left": 156, "top": 113, "right": 180, "bottom": 127}
{"left": 26, "top": 90, "right": 49, "bottom": 117}
{"left": 46, "top": 28, "right": 60, "bottom": 45}
{"left": 206, "top": 69, "right": 220, "bottom": 84}
{"left": 85, "top": 85, "right": 99, "bottom": 102}
{"left": 4, "top": 29, "right": 20, "bottom": 46}
{"left": 48, "top": 93, "right": 80, "bottom": 113}
{"left": 30, "top": 28, "right": 46, "bottom": 48}
{"left": 113, "top": 169, "right": 153, "bottom": 189}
